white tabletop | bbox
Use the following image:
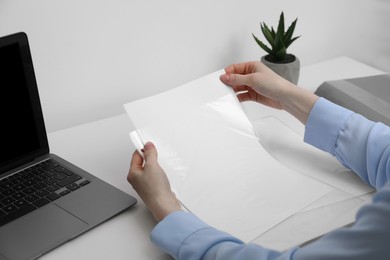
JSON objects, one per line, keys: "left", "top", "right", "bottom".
{"left": 44, "top": 57, "right": 384, "bottom": 259}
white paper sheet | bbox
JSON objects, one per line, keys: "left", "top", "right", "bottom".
{"left": 124, "top": 70, "right": 331, "bottom": 242}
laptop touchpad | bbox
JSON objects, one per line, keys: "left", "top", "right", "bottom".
{"left": 0, "top": 204, "right": 88, "bottom": 260}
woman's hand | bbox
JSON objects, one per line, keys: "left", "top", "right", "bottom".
{"left": 127, "top": 142, "right": 182, "bottom": 222}
{"left": 220, "top": 61, "right": 318, "bottom": 124}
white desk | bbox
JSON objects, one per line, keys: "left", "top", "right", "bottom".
{"left": 43, "top": 57, "right": 384, "bottom": 259}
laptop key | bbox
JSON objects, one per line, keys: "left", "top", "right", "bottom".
{"left": 23, "top": 187, "right": 37, "bottom": 195}
{"left": 46, "top": 184, "right": 60, "bottom": 192}
{"left": 0, "top": 204, "right": 36, "bottom": 227}
{"left": 13, "top": 184, "right": 27, "bottom": 191}
{"left": 44, "top": 171, "right": 56, "bottom": 177}
{"left": 62, "top": 168, "right": 75, "bottom": 176}
{"left": 33, "top": 182, "right": 47, "bottom": 190}
{"left": 1, "top": 197, "right": 15, "bottom": 206}
{"left": 25, "top": 194, "right": 39, "bottom": 202}
{"left": 36, "top": 189, "right": 50, "bottom": 197}
{"left": 53, "top": 166, "right": 66, "bottom": 173}
{"left": 33, "top": 198, "right": 50, "bottom": 208}
{"left": 33, "top": 175, "right": 47, "bottom": 182}
{"left": 53, "top": 173, "right": 67, "bottom": 181}
{"left": 12, "top": 192, "right": 26, "bottom": 200}
{"left": 15, "top": 199, "right": 29, "bottom": 208}
{"left": 46, "top": 193, "right": 61, "bottom": 201}
{"left": 53, "top": 166, "right": 75, "bottom": 176}
{"left": 66, "top": 183, "right": 80, "bottom": 191}
{"left": 9, "top": 177, "right": 24, "bottom": 185}
{"left": 59, "top": 189, "right": 71, "bottom": 196}
{"left": 57, "top": 174, "right": 82, "bottom": 187}
{"left": 2, "top": 189, "right": 15, "bottom": 197}
{"left": 41, "top": 160, "right": 59, "bottom": 171}
{"left": 79, "top": 180, "right": 90, "bottom": 186}
{"left": 24, "top": 179, "right": 37, "bottom": 186}
{"left": 2, "top": 204, "right": 18, "bottom": 214}
{"left": 44, "top": 177, "right": 57, "bottom": 185}
{"left": 0, "top": 181, "right": 12, "bottom": 190}
{"left": 20, "top": 172, "right": 34, "bottom": 180}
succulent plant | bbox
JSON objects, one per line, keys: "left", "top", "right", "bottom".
{"left": 252, "top": 12, "right": 300, "bottom": 63}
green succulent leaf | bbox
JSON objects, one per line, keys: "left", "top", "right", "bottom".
{"left": 261, "top": 22, "right": 275, "bottom": 48}
{"left": 276, "top": 12, "right": 285, "bottom": 37}
{"left": 286, "top": 35, "right": 300, "bottom": 48}
{"left": 274, "top": 28, "right": 285, "bottom": 54}
{"left": 284, "top": 18, "right": 298, "bottom": 43}
{"left": 252, "top": 33, "right": 272, "bottom": 55}
{"left": 275, "top": 47, "right": 287, "bottom": 61}
{"left": 271, "top": 27, "right": 276, "bottom": 38}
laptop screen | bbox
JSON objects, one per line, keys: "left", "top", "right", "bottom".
{"left": 0, "top": 33, "right": 49, "bottom": 175}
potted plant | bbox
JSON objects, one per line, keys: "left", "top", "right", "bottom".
{"left": 252, "top": 11, "right": 301, "bottom": 84}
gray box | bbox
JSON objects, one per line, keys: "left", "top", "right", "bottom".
{"left": 315, "top": 74, "right": 390, "bottom": 126}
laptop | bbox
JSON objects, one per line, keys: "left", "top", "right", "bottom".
{"left": 0, "top": 32, "right": 137, "bottom": 260}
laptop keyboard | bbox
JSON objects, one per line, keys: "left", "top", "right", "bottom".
{"left": 0, "top": 159, "right": 90, "bottom": 227}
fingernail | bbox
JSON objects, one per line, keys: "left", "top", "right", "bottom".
{"left": 144, "top": 142, "right": 154, "bottom": 150}
{"left": 221, "top": 74, "right": 230, "bottom": 82}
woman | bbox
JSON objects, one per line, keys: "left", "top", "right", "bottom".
{"left": 128, "top": 61, "right": 390, "bottom": 259}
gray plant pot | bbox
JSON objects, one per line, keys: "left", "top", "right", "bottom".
{"left": 261, "top": 55, "right": 300, "bottom": 84}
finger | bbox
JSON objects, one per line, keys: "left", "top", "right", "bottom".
{"left": 221, "top": 73, "right": 252, "bottom": 87}
{"left": 224, "top": 64, "right": 243, "bottom": 74}
{"left": 224, "top": 61, "right": 256, "bottom": 75}
{"left": 232, "top": 85, "right": 250, "bottom": 93}
{"left": 143, "top": 142, "right": 158, "bottom": 165}
{"left": 236, "top": 92, "right": 252, "bottom": 102}
{"left": 130, "top": 150, "right": 144, "bottom": 172}
{"left": 128, "top": 150, "right": 144, "bottom": 183}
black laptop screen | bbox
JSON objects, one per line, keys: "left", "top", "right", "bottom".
{"left": 0, "top": 33, "right": 48, "bottom": 175}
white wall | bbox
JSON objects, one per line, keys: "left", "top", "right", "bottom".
{"left": 0, "top": 0, "right": 389, "bottom": 131}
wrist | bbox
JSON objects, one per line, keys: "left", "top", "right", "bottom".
{"left": 154, "top": 206, "right": 183, "bottom": 222}
{"left": 150, "top": 197, "right": 183, "bottom": 222}
{"left": 280, "top": 84, "right": 318, "bottom": 125}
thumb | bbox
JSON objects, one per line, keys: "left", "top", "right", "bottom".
{"left": 143, "top": 142, "right": 158, "bottom": 164}
{"left": 220, "top": 73, "right": 252, "bottom": 87}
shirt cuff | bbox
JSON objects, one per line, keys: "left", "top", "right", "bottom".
{"left": 151, "top": 211, "right": 244, "bottom": 259}
{"left": 304, "top": 97, "right": 354, "bottom": 155}
{"left": 151, "top": 211, "right": 210, "bottom": 258}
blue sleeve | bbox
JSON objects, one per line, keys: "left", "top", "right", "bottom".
{"left": 304, "top": 98, "right": 390, "bottom": 189}
{"left": 150, "top": 98, "right": 390, "bottom": 259}
{"left": 151, "top": 211, "right": 296, "bottom": 260}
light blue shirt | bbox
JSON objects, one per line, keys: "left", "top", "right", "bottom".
{"left": 151, "top": 98, "right": 390, "bottom": 259}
